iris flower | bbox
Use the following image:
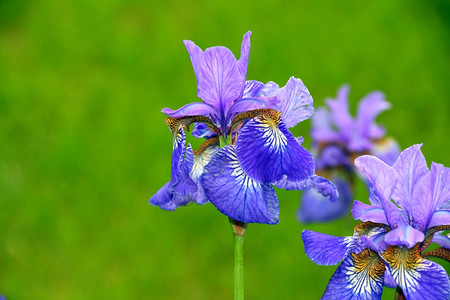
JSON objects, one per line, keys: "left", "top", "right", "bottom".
{"left": 149, "top": 31, "right": 337, "bottom": 224}
{"left": 302, "top": 144, "right": 450, "bottom": 299}
{"left": 298, "top": 85, "right": 400, "bottom": 223}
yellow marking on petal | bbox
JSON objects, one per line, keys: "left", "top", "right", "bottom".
{"left": 382, "top": 245, "right": 421, "bottom": 271}
{"left": 245, "top": 114, "right": 287, "bottom": 151}
{"left": 343, "top": 249, "right": 385, "bottom": 295}
{"left": 350, "top": 249, "right": 386, "bottom": 281}
{"left": 381, "top": 244, "right": 429, "bottom": 292}
{"left": 229, "top": 108, "right": 281, "bottom": 134}
{"left": 165, "top": 117, "right": 187, "bottom": 134}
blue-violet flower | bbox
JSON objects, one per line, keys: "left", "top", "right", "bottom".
{"left": 149, "top": 31, "right": 337, "bottom": 224}
{"left": 302, "top": 144, "right": 450, "bottom": 299}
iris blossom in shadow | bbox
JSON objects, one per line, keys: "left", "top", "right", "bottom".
{"left": 298, "top": 85, "right": 400, "bottom": 223}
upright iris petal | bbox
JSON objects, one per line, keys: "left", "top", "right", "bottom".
{"left": 198, "top": 47, "right": 244, "bottom": 120}
{"left": 391, "top": 144, "right": 429, "bottom": 218}
{"left": 413, "top": 162, "right": 450, "bottom": 229}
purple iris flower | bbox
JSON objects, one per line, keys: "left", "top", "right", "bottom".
{"left": 149, "top": 31, "right": 337, "bottom": 224}
{"left": 302, "top": 144, "right": 450, "bottom": 299}
{"left": 298, "top": 85, "right": 400, "bottom": 223}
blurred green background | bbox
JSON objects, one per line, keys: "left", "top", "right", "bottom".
{"left": 0, "top": 0, "right": 449, "bottom": 299}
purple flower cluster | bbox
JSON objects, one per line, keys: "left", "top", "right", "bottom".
{"left": 302, "top": 144, "right": 450, "bottom": 299}
{"left": 298, "top": 85, "right": 400, "bottom": 223}
{"left": 149, "top": 32, "right": 337, "bottom": 224}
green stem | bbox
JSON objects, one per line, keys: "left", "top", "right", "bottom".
{"left": 229, "top": 218, "right": 247, "bottom": 300}
{"left": 234, "top": 233, "right": 244, "bottom": 300}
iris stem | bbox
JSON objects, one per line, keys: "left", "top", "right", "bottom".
{"left": 234, "top": 234, "right": 244, "bottom": 300}
{"left": 229, "top": 218, "right": 247, "bottom": 300}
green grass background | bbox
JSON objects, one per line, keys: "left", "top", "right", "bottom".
{"left": 0, "top": 0, "right": 449, "bottom": 298}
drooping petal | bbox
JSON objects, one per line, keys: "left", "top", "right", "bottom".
{"left": 197, "top": 46, "right": 244, "bottom": 117}
{"left": 162, "top": 102, "right": 217, "bottom": 118}
{"left": 302, "top": 230, "right": 355, "bottom": 266}
{"left": 382, "top": 245, "right": 450, "bottom": 300}
{"left": 236, "top": 31, "right": 251, "bottom": 85}
{"left": 356, "top": 90, "right": 390, "bottom": 140}
{"left": 352, "top": 200, "right": 388, "bottom": 225}
{"left": 149, "top": 182, "right": 174, "bottom": 210}
{"left": 297, "top": 177, "right": 350, "bottom": 223}
{"left": 273, "top": 77, "right": 314, "bottom": 128}
{"left": 183, "top": 40, "right": 203, "bottom": 85}
{"left": 322, "top": 249, "right": 385, "bottom": 300}
{"left": 384, "top": 224, "right": 425, "bottom": 248}
{"left": 149, "top": 182, "right": 197, "bottom": 211}
{"left": 413, "top": 162, "right": 450, "bottom": 230}
{"left": 236, "top": 116, "right": 314, "bottom": 183}
{"left": 149, "top": 126, "right": 199, "bottom": 210}
{"left": 171, "top": 160, "right": 197, "bottom": 198}
{"left": 170, "top": 125, "right": 188, "bottom": 182}
{"left": 354, "top": 155, "right": 401, "bottom": 228}
{"left": 200, "top": 145, "right": 279, "bottom": 224}
{"left": 392, "top": 144, "right": 429, "bottom": 220}
{"left": 326, "top": 85, "right": 354, "bottom": 140}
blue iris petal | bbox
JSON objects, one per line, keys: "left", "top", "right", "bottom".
{"left": 322, "top": 249, "right": 385, "bottom": 300}
{"left": 297, "top": 177, "right": 351, "bottom": 223}
{"left": 275, "top": 175, "right": 339, "bottom": 203}
{"left": 236, "top": 116, "right": 314, "bottom": 183}
{"left": 382, "top": 246, "right": 450, "bottom": 300}
{"left": 200, "top": 145, "right": 280, "bottom": 224}
{"left": 302, "top": 230, "right": 355, "bottom": 266}
{"left": 149, "top": 182, "right": 176, "bottom": 210}
{"left": 149, "top": 126, "right": 199, "bottom": 210}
